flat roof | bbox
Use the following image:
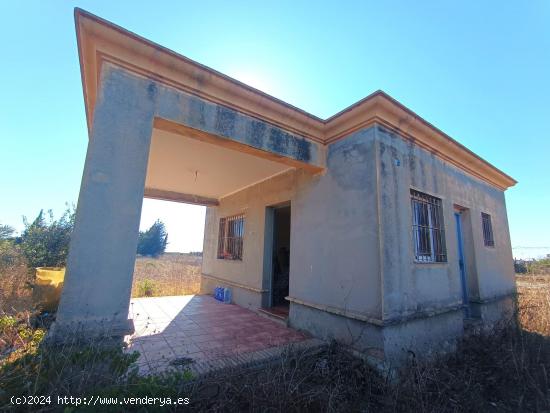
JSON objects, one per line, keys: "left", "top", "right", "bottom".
{"left": 74, "top": 8, "right": 516, "bottom": 190}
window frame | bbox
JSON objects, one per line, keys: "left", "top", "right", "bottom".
{"left": 410, "top": 189, "right": 448, "bottom": 263}
{"left": 217, "top": 213, "right": 245, "bottom": 261}
{"left": 481, "top": 212, "right": 495, "bottom": 247}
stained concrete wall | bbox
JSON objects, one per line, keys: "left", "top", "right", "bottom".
{"left": 201, "top": 127, "right": 382, "bottom": 321}
{"left": 374, "top": 124, "right": 516, "bottom": 323}
{"left": 200, "top": 123, "right": 516, "bottom": 362}
{"left": 291, "top": 127, "right": 382, "bottom": 319}
{"left": 54, "top": 63, "right": 323, "bottom": 340}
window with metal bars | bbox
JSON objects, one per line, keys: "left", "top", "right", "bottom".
{"left": 410, "top": 189, "right": 447, "bottom": 263}
{"left": 217, "top": 214, "right": 245, "bottom": 260}
{"left": 481, "top": 212, "right": 495, "bottom": 247}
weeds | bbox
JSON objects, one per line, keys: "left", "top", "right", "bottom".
{"left": 1, "top": 248, "right": 550, "bottom": 412}
{"left": 136, "top": 279, "right": 157, "bottom": 297}
{"left": 0, "top": 242, "right": 32, "bottom": 315}
{"left": 0, "top": 332, "right": 193, "bottom": 412}
{"left": 132, "top": 253, "right": 201, "bottom": 297}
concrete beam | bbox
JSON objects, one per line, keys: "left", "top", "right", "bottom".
{"left": 144, "top": 187, "right": 219, "bottom": 206}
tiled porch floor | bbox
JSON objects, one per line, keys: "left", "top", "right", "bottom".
{"left": 126, "top": 295, "right": 308, "bottom": 374}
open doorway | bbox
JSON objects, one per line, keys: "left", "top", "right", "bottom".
{"left": 132, "top": 198, "right": 206, "bottom": 298}
{"left": 267, "top": 204, "right": 291, "bottom": 318}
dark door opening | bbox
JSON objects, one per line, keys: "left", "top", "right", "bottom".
{"left": 271, "top": 205, "right": 291, "bottom": 311}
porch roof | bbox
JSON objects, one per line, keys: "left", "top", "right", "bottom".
{"left": 74, "top": 8, "right": 516, "bottom": 191}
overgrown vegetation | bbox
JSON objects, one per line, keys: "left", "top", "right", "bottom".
{"left": 2, "top": 243, "right": 550, "bottom": 411}
{"left": 0, "top": 331, "right": 193, "bottom": 412}
{"left": 0, "top": 230, "right": 32, "bottom": 315}
{"left": 20, "top": 208, "right": 75, "bottom": 268}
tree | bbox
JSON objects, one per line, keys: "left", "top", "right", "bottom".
{"left": 20, "top": 207, "right": 75, "bottom": 268}
{"left": 0, "top": 223, "right": 21, "bottom": 270}
{"left": 137, "top": 220, "right": 168, "bottom": 258}
{"left": 0, "top": 224, "right": 14, "bottom": 241}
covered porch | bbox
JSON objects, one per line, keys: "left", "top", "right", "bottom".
{"left": 51, "top": 10, "right": 325, "bottom": 341}
{"left": 127, "top": 295, "right": 311, "bottom": 375}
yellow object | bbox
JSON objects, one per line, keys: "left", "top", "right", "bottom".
{"left": 34, "top": 267, "right": 66, "bottom": 312}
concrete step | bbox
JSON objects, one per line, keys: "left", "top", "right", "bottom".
{"left": 256, "top": 307, "right": 288, "bottom": 327}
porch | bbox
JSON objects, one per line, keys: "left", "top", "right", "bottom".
{"left": 126, "top": 295, "right": 312, "bottom": 375}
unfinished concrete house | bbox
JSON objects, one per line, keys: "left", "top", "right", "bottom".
{"left": 53, "top": 9, "right": 517, "bottom": 363}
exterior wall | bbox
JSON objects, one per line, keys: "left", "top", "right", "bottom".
{"left": 290, "top": 127, "right": 382, "bottom": 320}
{"left": 199, "top": 122, "right": 516, "bottom": 363}
{"left": 201, "top": 127, "right": 384, "bottom": 353}
{"left": 382, "top": 310, "right": 463, "bottom": 362}
{"left": 374, "top": 124, "right": 515, "bottom": 320}
{"left": 289, "top": 302, "right": 384, "bottom": 357}
{"left": 201, "top": 128, "right": 382, "bottom": 321}
{"left": 201, "top": 170, "right": 298, "bottom": 309}
{"left": 374, "top": 124, "right": 516, "bottom": 359}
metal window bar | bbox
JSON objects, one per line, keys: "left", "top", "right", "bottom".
{"left": 481, "top": 213, "right": 494, "bottom": 247}
{"left": 411, "top": 189, "right": 447, "bottom": 262}
{"left": 217, "top": 214, "right": 245, "bottom": 260}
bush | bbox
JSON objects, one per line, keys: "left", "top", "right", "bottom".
{"left": 137, "top": 220, "right": 168, "bottom": 258}
{"left": 20, "top": 207, "right": 75, "bottom": 268}
{"left": 136, "top": 279, "right": 157, "bottom": 297}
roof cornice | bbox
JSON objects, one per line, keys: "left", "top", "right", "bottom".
{"left": 75, "top": 8, "right": 517, "bottom": 190}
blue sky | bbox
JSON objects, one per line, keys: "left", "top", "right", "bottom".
{"left": 0, "top": 1, "right": 548, "bottom": 255}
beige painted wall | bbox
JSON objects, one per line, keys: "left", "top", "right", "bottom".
{"left": 201, "top": 170, "right": 298, "bottom": 307}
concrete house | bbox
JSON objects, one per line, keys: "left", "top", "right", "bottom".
{"left": 53, "top": 9, "right": 517, "bottom": 363}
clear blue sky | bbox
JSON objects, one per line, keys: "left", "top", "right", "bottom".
{"left": 0, "top": 1, "right": 548, "bottom": 255}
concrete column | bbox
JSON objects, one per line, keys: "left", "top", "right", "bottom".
{"left": 50, "top": 66, "right": 156, "bottom": 340}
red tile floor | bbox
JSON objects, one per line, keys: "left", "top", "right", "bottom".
{"left": 126, "top": 295, "right": 308, "bottom": 374}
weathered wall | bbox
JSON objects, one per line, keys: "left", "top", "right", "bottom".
{"left": 374, "top": 124, "right": 515, "bottom": 323}
{"left": 382, "top": 310, "right": 463, "bottom": 362}
{"left": 200, "top": 121, "right": 516, "bottom": 363}
{"left": 201, "top": 170, "right": 298, "bottom": 309}
{"left": 55, "top": 63, "right": 324, "bottom": 340}
{"left": 290, "top": 127, "right": 382, "bottom": 319}
{"left": 201, "top": 127, "right": 383, "bottom": 322}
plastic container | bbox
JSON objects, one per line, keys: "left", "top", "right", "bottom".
{"left": 223, "top": 288, "right": 232, "bottom": 304}
{"left": 214, "top": 286, "right": 224, "bottom": 301}
{"left": 34, "top": 267, "right": 66, "bottom": 312}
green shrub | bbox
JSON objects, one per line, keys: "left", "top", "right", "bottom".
{"left": 137, "top": 279, "right": 157, "bottom": 297}
{"left": 20, "top": 207, "right": 75, "bottom": 268}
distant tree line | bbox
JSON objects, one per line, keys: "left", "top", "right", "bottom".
{"left": 1, "top": 206, "right": 168, "bottom": 269}
{"left": 515, "top": 257, "right": 550, "bottom": 275}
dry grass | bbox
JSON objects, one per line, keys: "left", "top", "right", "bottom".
{"left": 517, "top": 273, "right": 550, "bottom": 336}
{"left": 2, "top": 253, "right": 550, "bottom": 411}
{"left": 0, "top": 243, "right": 33, "bottom": 316}
{"left": 186, "top": 277, "right": 550, "bottom": 412}
{"left": 131, "top": 253, "right": 202, "bottom": 298}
